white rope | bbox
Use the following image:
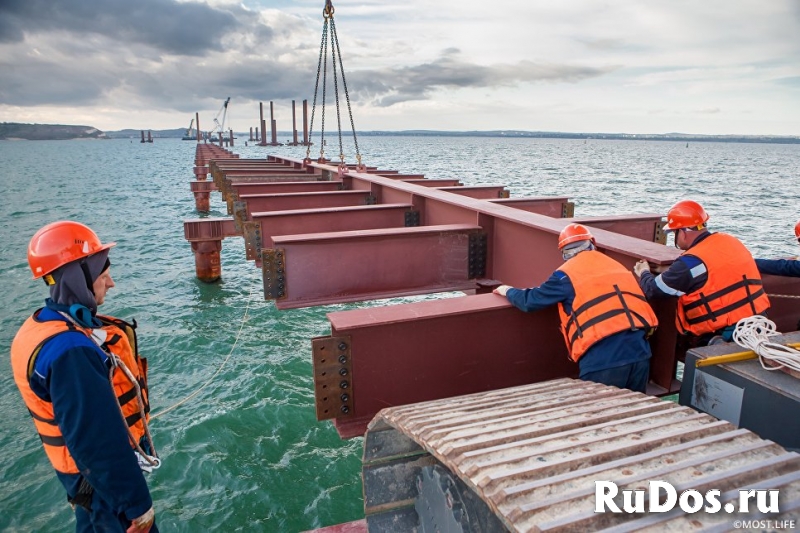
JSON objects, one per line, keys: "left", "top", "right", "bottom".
{"left": 151, "top": 287, "right": 255, "bottom": 420}
{"left": 767, "top": 293, "right": 800, "bottom": 299}
{"left": 732, "top": 315, "right": 800, "bottom": 374}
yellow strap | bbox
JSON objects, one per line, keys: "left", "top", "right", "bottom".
{"left": 696, "top": 342, "right": 800, "bottom": 367}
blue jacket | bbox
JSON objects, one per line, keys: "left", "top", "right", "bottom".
{"left": 756, "top": 258, "right": 800, "bottom": 277}
{"left": 638, "top": 231, "right": 714, "bottom": 300}
{"left": 505, "top": 269, "right": 652, "bottom": 377}
{"left": 31, "top": 305, "right": 153, "bottom": 524}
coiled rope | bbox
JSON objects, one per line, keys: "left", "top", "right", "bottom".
{"left": 732, "top": 315, "right": 800, "bottom": 374}
{"left": 151, "top": 287, "right": 255, "bottom": 420}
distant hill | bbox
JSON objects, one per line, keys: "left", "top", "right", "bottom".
{"left": 104, "top": 128, "right": 186, "bottom": 139}
{"left": 0, "top": 122, "right": 106, "bottom": 141}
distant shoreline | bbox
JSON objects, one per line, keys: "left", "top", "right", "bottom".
{"left": 353, "top": 131, "right": 800, "bottom": 144}
{"left": 4, "top": 122, "right": 799, "bottom": 145}
{"left": 111, "top": 128, "right": 800, "bottom": 145}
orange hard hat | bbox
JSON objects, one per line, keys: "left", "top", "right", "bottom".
{"left": 794, "top": 220, "right": 800, "bottom": 239}
{"left": 28, "top": 221, "right": 115, "bottom": 279}
{"left": 558, "top": 223, "right": 594, "bottom": 250}
{"left": 663, "top": 200, "right": 709, "bottom": 231}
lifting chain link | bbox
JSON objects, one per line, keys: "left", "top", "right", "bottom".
{"left": 305, "top": 11, "right": 329, "bottom": 167}
{"left": 305, "top": 0, "right": 365, "bottom": 172}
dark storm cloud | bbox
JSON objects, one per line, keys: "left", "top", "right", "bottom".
{"left": 0, "top": 18, "right": 611, "bottom": 114}
{"left": 0, "top": 53, "right": 122, "bottom": 106}
{"left": 125, "top": 58, "right": 317, "bottom": 112}
{"left": 0, "top": 0, "right": 247, "bottom": 56}
{"left": 347, "top": 49, "right": 616, "bottom": 107}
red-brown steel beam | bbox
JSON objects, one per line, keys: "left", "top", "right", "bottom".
{"left": 375, "top": 173, "right": 427, "bottom": 180}
{"left": 181, "top": 154, "right": 727, "bottom": 438}
{"left": 314, "top": 294, "right": 578, "bottom": 438}
{"left": 487, "top": 197, "right": 573, "bottom": 218}
{"left": 436, "top": 185, "right": 510, "bottom": 199}
{"left": 225, "top": 181, "right": 344, "bottom": 215}
{"left": 266, "top": 224, "right": 483, "bottom": 309}
{"left": 248, "top": 203, "right": 416, "bottom": 253}
{"left": 230, "top": 181, "right": 344, "bottom": 196}
{"left": 239, "top": 190, "right": 375, "bottom": 219}
{"left": 401, "top": 179, "right": 462, "bottom": 187}
{"left": 574, "top": 214, "right": 666, "bottom": 245}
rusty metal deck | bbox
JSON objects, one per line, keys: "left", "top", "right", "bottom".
{"left": 364, "top": 379, "right": 800, "bottom": 532}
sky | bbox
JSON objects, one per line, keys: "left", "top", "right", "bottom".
{"left": 1, "top": 0, "right": 799, "bottom": 135}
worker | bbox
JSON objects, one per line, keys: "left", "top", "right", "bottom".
{"left": 10, "top": 221, "right": 158, "bottom": 533}
{"left": 494, "top": 223, "right": 658, "bottom": 392}
{"left": 634, "top": 199, "right": 770, "bottom": 345}
{"left": 755, "top": 219, "right": 800, "bottom": 277}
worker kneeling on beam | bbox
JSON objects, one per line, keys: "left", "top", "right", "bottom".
{"left": 494, "top": 223, "right": 658, "bottom": 393}
{"left": 10, "top": 221, "right": 158, "bottom": 533}
{"left": 634, "top": 200, "right": 770, "bottom": 346}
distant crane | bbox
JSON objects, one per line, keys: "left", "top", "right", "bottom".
{"left": 207, "top": 97, "right": 231, "bottom": 141}
{"left": 182, "top": 118, "right": 196, "bottom": 141}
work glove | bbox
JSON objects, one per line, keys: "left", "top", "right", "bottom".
{"left": 633, "top": 260, "right": 651, "bottom": 278}
{"left": 134, "top": 451, "right": 161, "bottom": 473}
{"left": 493, "top": 285, "right": 511, "bottom": 297}
{"left": 127, "top": 506, "right": 154, "bottom": 533}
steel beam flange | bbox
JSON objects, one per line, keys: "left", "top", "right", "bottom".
{"left": 262, "top": 248, "right": 286, "bottom": 300}
{"left": 561, "top": 201, "right": 575, "bottom": 218}
{"left": 243, "top": 222, "right": 262, "bottom": 261}
{"left": 311, "top": 335, "right": 354, "bottom": 420}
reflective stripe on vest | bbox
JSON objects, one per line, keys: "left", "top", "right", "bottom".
{"left": 10, "top": 310, "right": 149, "bottom": 474}
{"left": 676, "top": 233, "right": 770, "bottom": 336}
{"left": 558, "top": 251, "right": 659, "bottom": 362}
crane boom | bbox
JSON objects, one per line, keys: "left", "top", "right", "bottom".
{"left": 211, "top": 97, "right": 231, "bottom": 135}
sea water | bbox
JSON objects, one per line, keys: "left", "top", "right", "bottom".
{"left": 0, "top": 136, "right": 799, "bottom": 532}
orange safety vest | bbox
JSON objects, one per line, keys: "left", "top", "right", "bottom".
{"left": 558, "top": 250, "right": 658, "bottom": 362}
{"left": 676, "top": 232, "right": 770, "bottom": 336}
{"left": 10, "top": 310, "right": 150, "bottom": 474}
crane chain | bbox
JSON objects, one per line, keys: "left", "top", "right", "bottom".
{"left": 331, "top": 18, "right": 364, "bottom": 171}
{"left": 319, "top": 21, "right": 329, "bottom": 163}
{"left": 330, "top": 22, "right": 344, "bottom": 170}
{"left": 305, "top": 0, "right": 365, "bottom": 172}
{"left": 306, "top": 16, "right": 329, "bottom": 165}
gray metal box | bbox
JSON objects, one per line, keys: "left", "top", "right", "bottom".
{"left": 680, "top": 331, "right": 800, "bottom": 451}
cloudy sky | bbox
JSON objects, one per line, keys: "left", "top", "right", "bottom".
{"left": 1, "top": 0, "right": 799, "bottom": 134}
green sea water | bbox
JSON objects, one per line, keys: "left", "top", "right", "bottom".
{"left": 1, "top": 136, "right": 799, "bottom": 532}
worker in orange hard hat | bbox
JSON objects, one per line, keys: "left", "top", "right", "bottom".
{"left": 10, "top": 221, "right": 158, "bottom": 533}
{"left": 494, "top": 223, "right": 658, "bottom": 392}
{"left": 633, "top": 200, "right": 770, "bottom": 345}
{"left": 754, "top": 219, "right": 800, "bottom": 277}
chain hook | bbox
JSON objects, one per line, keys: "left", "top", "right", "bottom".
{"left": 323, "top": 0, "right": 334, "bottom": 19}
